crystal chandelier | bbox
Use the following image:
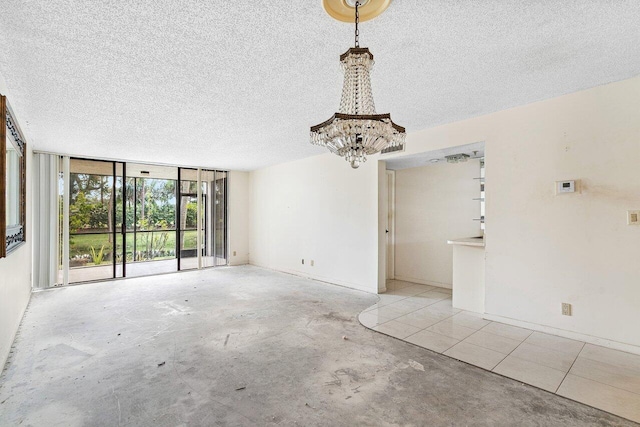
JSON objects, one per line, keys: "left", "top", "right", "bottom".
{"left": 310, "top": 0, "right": 405, "bottom": 169}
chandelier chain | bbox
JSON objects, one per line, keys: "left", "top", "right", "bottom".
{"left": 355, "top": 1, "right": 360, "bottom": 47}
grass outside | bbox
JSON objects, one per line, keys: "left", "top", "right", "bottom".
{"left": 70, "top": 230, "right": 198, "bottom": 265}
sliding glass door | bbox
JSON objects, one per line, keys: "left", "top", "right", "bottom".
{"left": 64, "top": 159, "right": 123, "bottom": 283}
{"left": 57, "top": 157, "right": 228, "bottom": 285}
{"left": 178, "top": 168, "right": 199, "bottom": 270}
{"left": 212, "top": 170, "right": 227, "bottom": 266}
{"left": 178, "top": 168, "right": 228, "bottom": 269}
{"left": 125, "top": 164, "right": 178, "bottom": 278}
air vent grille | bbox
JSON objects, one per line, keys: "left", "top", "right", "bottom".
{"left": 381, "top": 144, "right": 405, "bottom": 155}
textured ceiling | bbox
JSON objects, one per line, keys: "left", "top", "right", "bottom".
{"left": 0, "top": 1, "right": 639, "bottom": 171}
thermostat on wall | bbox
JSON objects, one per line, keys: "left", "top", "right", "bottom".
{"left": 556, "top": 180, "right": 577, "bottom": 194}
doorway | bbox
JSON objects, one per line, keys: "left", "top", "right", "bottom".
{"left": 381, "top": 142, "right": 485, "bottom": 288}
{"left": 386, "top": 170, "right": 395, "bottom": 280}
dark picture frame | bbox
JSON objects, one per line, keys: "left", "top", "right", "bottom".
{"left": 1, "top": 94, "right": 27, "bottom": 257}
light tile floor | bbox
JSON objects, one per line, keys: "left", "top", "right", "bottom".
{"left": 359, "top": 280, "right": 640, "bottom": 424}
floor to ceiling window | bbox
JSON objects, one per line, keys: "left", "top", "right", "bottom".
{"left": 61, "top": 158, "right": 122, "bottom": 283}
{"left": 213, "top": 171, "right": 228, "bottom": 266}
{"left": 50, "top": 156, "right": 228, "bottom": 285}
{"left": 178, "top": 168, "right": 228, "bottom": 269}
{"left": 125, "top": 163, "right": 179, "bottom": 278}
{"left": 178, "top": 168, "right": 200, "bottom": 271}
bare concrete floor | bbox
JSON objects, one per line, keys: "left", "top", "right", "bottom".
{"left": 0, "top": 266, "right": 635, "bottom": 426}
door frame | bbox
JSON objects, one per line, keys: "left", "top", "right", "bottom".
{"left": 386, "top": 170, "right": 395, "bottom": 280}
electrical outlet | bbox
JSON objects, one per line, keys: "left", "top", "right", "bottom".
{"left": 628, "top": 210, "right": 640, "bottom": 225}
{"left": 233, "top": 251, "right": 237, "bottom": 256}
{"left": 310, "top": 260, "right": 314, "bottom": 267}
{"left": 562, "top": 303, "right": 572, "bottom": 316}
{"left": 302, "top": 259, "right": 304, "bottom": 265}
{"left": 556, "top": 180, "right": 578, "bottom": 195}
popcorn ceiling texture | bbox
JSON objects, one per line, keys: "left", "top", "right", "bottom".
{"left": 0, "top": 1, "right": 639, "bottom": 170}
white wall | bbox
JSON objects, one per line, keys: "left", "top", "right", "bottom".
{"left": 387, "top": 75, "right": 640, "bottom": 350}
{"left": 228, "top": 170, "right": 249, "bottom": 265}
{"left": 0, "top": 72, "right": 32, "bottom": 370}
{"left": 394, "top": 160, "right": 481, "bottom": 287}
{"left": 248, "top": 75, "right": 640, "bottom": 351}
{"left": 249, "top": 154, "right": 380, "bottom": 293}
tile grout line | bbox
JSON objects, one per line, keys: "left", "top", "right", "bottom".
{"left": 443, "top": 340, "right": 507, "bottom": 370}
{"left": 486, "top": 329, "right": 535, "bottom": 373}
{"left": 377, "top": 292, "right": 516, "bottom": 355}
{"left": 380, "top": 309, "right": 640, "bottom": 407}
{"left": 400, "top": 303, "right": 460, "bottom": 339}
{"left": 385, "top": 289, "right": 640, "bottom": 387}
{"left": 426, "top": 315, "right": 476, "bottom": 337}
{"left": 577, "top": 352, "right": 640, "bottom": 372}
{"left": 554, "top": 341, "right": 586, "bottom": 394}
{"left": 440, "top": 334, "right": 463, "bottom": 354}
{"left": 473, "top": 325, "right": 532, "bottom": 345}
{"left": 469, "top": 331, "right": 515, "bottom": 363}
{"left": 437, "top": 340, "right": 640, "bottom": 425}
{"left": 555, "top": 342, "right": 640, "bottom": 396}
{"left": 373, "top": 294, "right": 454, "bottom": 324}
{"left": 364, "top": 309, "right": 640, "bottom": 423}
{"left": 372, "top": 293, "right": 462, "bottom": 346}
{"left": 498, "top": 335, "right": 584, "bottom": 376}
{"left": 565, "top": 369, "right": 640, "bottom": 398}
{"left": 407, "top": 311, "right": 570, "bottom": 380}
{"left": 403, "top": 321, "right": 460, "bottom": 345}
{"left": 374, "top": 284, "right": 640, "bottom": 423}
{"left": 469, "top": 324, "right": 588, "bottom": 381}
{"left": 478, "top": 319, "right": 533, "bottom": 339}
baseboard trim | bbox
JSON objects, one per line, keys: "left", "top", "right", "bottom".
{"left": 1, "top": 292, "right": 32, "bottom": 374}
{"left": 483, "top": 313, "right": 640, "bottom": 356}
{"left": 248, "top": 262, "right": 377, "bottom": 295}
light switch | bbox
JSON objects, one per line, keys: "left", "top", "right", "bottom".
{"left": 628, "top": 210, "right": 640, "bottom": 225}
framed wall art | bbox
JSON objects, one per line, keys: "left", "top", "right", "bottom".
{"left": 0, "top": 95, "right": 27, "bottom": 257}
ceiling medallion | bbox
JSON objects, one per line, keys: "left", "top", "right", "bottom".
{"left": 322, "top": 0, "right": 390, "bottom": 23}
{"left": 311, "top": 0, "right": 405, "bottom": 169}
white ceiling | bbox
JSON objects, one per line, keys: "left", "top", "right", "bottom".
{"left": 0, "top": 1, "right": 639, "bottom": 171}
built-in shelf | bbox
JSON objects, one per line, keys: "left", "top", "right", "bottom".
{"left": 447, "top": 237, "right": 485, "bottom": 247}
{"left": 476, "top": 158, "right": 485, "bottom": 230}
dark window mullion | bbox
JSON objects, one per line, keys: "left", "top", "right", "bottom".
{"left": 122, "top": 162, "right": 126, "bottom": 277}
{"left": 112, "top": 161, "right": 116, "bottom": 279}
{"left": 176, "top": 168, "right": 181, "bottom": 270}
